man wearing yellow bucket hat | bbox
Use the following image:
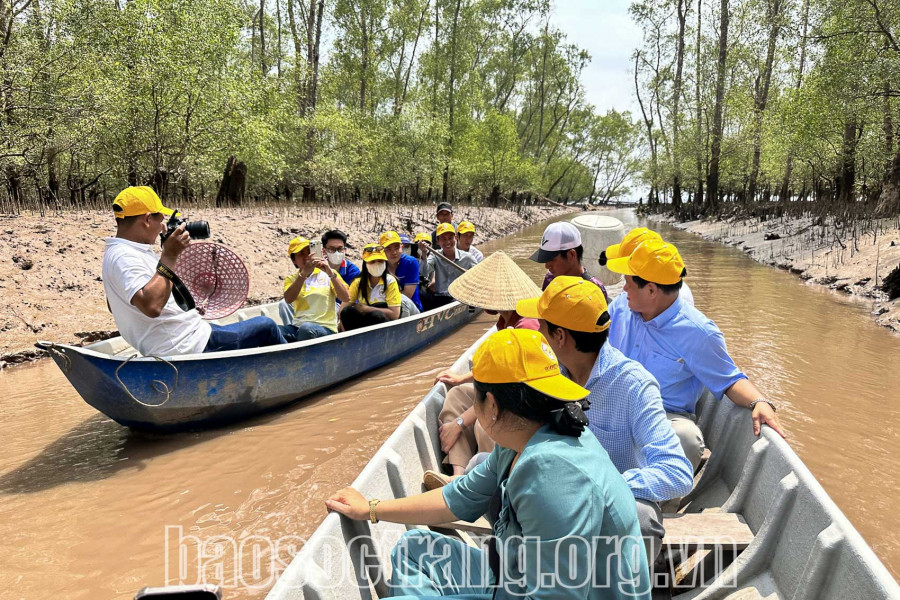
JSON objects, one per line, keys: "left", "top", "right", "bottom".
{"left": 605, "top": 239, "right": 786, "bottom": 472}
{"left": 103, "top": 186, "right": 286, "bottom": 356}
{"left": 325, "top": 328, "right": 650, "bottom": 599}
{"left": 517, "top": 275, "right": 692, "bottom": 561}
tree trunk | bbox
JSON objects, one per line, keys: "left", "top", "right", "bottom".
{"left": 635, "top": 53, "right": 658, "bottom": 206}
{"left": 259, "top": 0, "right": 267, "bottom": 74}
{"left": 671, "top": 0, "right": 689, "bottom": 210}
{"left": 837, "top": 118, "right": 859, "bottom": 203}
{"left": 695, "top": 0, "right": 704, "bottom": 209}
{"left": 780, "top": 0, "right": 808, "bottom": 204}
{"left": 748, "top": 0, "right": 783, "bottom": 203}
{"left": 706, "top": 0, "right": 729, "bottom": 213}
{"left": 443, "top": 0, "right": 462, "bottom": 203}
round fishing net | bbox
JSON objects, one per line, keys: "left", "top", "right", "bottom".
{"left": 175, "top": 243, "right": 249, "bottom": 320}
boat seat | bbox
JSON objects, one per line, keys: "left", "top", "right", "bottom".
{"left": 662, "top": 511, "right": 753, "bottom": 550}
{"left": 434, "top": 516, "right": 492, "bottom": 535}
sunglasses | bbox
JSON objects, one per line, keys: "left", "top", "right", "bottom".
{"left": 363, "top": 245, "right": 385, "bottom": 253}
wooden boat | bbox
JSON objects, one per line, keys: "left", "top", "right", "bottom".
{"left": 37, "top": 301, "right": 479, "bottom": 432}
{"left": 266, "top": 329, "right": 900, "bottom": 600}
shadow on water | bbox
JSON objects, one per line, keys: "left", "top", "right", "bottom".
{"left": 0, "top": 388, "right": 336, "bottom": 495}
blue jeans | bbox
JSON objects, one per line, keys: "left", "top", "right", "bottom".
{"left": 203, "top": 316, "right": 287, "bottom": 352}
{"left": 389, "top": 529, "right": 492, "bottom": 599}
{"left": 279, "top": 321, "right": 334, "bottom": 342}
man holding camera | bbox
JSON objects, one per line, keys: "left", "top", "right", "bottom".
{"left": 102, "top": 186, "right": 287, "bottom": 356}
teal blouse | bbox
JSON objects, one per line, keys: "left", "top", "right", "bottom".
{"left": 442, "top": 425, "right": 651, "bottom": 599}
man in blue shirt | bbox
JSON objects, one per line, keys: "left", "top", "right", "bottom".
{"left": 381, "top": 230, "right": 423, "bottom": 312}
{"left": 322, "top": 229, "right": 360, "bottom": 286}
{"left": 606, "top": 239, "right": 786, "bottom": 472}
{"left": 518, "top": 276, "right": 693, "bottom": 561}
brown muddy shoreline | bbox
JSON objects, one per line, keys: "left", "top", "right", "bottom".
{"left": 0, "top": 203, "right": 570, "bottom": 367}
{"left": 651, "top": 213, "right": 900, "bottom": 333}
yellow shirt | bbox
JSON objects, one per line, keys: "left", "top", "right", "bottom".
{"left": 284, "top": 268, "right": 338, "bottom": 332}
{"left": 348, "top": 274, "right": 402, "bottom": 307}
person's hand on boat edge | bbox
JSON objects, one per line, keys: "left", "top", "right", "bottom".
{"left": 752, "top": 402, "right": 786, "bottom": 439}
{"left": 325, "top": 487, "right": 369, "bottom": 520}
{"left": 433, "top": 369, "right": 471, "bottom": 387}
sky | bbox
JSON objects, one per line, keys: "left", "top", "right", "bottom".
{"left": 552, "top": 0, "right": 643, "bottom": 116}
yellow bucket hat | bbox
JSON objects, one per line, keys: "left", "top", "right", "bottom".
{"left": 606, "top": 239, "right": 686, "bottom": 285}
{"left": 457, "top": 221, "right": 476, "bottom": 235}
{"left": 288, "top": 237, "right": 311, "bottom": 256}
{"left": 473, "top": 329, "right": 589, "bottom": 402}
{"left": 517, "top": 276, "right": 610, "bottom": 333}
{"left": 112, "top": 186, "right": 174, "bottom": 219}
{"left": 379, "top": 231, "right": 403, "bottom": 247}
{"left": 436, "top": 223, "right": 456, "bottom": 237}
{"left": 605, "top": 227, "right": 662, "bottom": 260}
{"left": 362, "top": 243, "right": 388, "bottom": 262}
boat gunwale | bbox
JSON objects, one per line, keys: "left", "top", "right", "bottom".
{"left": 35, "top": 301, "right": 473, "bottom": 363}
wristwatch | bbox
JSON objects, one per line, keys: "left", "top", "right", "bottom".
{"left": 369, "top": 498, "right": 380, "bottom": 523}
{"left": 456, "top": 416, "right": 465, "bottom": 429}
{"left": 749, "top": 399, "right": 776, "bottom": 413}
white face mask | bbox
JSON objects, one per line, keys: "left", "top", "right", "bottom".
{"left": 368, "top": 262, "right": 386, "bottom": 277}
{"left": 401, "top": 246, "right": 412, "bottom": 256}
{"left": 326, "top": 251, "right": 344, "bottom": 267}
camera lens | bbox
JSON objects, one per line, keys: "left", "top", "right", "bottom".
{"left": 185, "top": 221, "right": 210, "bottom": 239}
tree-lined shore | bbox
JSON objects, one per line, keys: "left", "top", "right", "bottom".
{"left": 631, "top": 0, "right": 900, "bottom": 219}
{"left": 0, "top": 0, "right": 640, "bottom": 213}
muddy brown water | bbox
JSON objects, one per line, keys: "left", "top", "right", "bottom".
{"left": 1, "top": 209, "right": 899, "bottom": 599}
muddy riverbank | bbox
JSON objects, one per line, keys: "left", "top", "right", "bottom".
{"left": 652, "top": 214, "right": 900, "bottom": 333}
{"left": 0, "top": 203, "right": 568, "bottom": 366}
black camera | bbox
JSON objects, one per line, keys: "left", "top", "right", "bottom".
{"left": 161, "top": 209, "right": 210, "bottom": 242}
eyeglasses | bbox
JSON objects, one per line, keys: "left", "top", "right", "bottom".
{"left": 324, "top": 246, "right": 345, "bottom": 253}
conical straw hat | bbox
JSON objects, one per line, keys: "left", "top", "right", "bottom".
{"left": 448, "top": 251, "right": 542, "bottom": 311}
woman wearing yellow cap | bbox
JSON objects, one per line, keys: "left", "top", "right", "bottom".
{"left": 325, "top": 329, "right": 651, "bottom": 599}
{"left": 340, "top": 244, "right": 403, "bottom": 330}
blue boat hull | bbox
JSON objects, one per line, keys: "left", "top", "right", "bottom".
{"left": 38, "top": 302, "right": 480, "bottom": 432}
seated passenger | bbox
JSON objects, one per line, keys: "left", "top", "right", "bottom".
{"left": 517, "top": 276, "right": 693, "bottom": 561}
{"left": 322, "top": 228, "right": 360, "bottom": 286}
{"left": 281, "top": 236, "right": 351, "bottom": 342}
{"left": 456, "top": 221, "right": 483, "bottom": 263}
{"left": 429, "top": 251, "right": 542, "bottom": 478}
{"left": 380, "top": 230, "right": 422, "bottom": 315}
{"left": 530, "top": 221, "right": 608, "bottom": 301}
{"left": 399, "top": 233, "right": 413, "bottom": 255}
{"left": 600, "top": 227, "right": 694, "bottom": 306}
{"left": 412, "top": 232, "right": 434, "bottom": 307}
{"left": 340, "top": 244, "right": 402, "bottom": 330}
{"left": 430, "top": 201, "right": 457, "bottom": 246}
{"left": 102, "top": 186, "right": 286, "bottom": 356}
{"left": 419, "top": 223, "right": 477, "bottom": 310}
{"left": 605, "top": 239, "right": 786, "bottom": 472}
{"left": 325, "top": 328, "right": 651, "bottom": 600}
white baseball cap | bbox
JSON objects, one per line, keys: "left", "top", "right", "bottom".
{"left": 529, "top": 222, "right": 582, "bottom": 262}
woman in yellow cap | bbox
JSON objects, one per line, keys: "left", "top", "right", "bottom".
{"left": 340, "top": 243, "right": 403, "bottom": 330}
{"left": 325, "top": 329, "right": 651, "bottom": 599}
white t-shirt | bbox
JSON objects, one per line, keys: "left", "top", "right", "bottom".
{"left": 102, "top": 238, "right": 212, "bottom": 356}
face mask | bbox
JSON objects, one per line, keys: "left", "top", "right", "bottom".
{"left": 326, "top": 251, "right": 344, "bottom": 267}
{"left": 401, "top": 246, "right": 412, "bottom": 256}
{"left": 368, "top": 262, "right": 386, "bottom": 277}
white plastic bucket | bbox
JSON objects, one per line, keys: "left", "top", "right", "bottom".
{"left": 571, "top": 214, "right": 625, "bottom": 286}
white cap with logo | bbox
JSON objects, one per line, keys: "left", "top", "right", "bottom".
{"left": 529, "top": 222, "right": 583, "bottom": 262}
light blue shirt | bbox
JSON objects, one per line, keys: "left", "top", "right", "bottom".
{"left": 442, "top": 425, "right": 651, "bottom": 600}
{"left": 574, "top": 344, "right": 693, "bottom": 502}
{"left": 608, "top": 293, "right": 747, "bottom": 414}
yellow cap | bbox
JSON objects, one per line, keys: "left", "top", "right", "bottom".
{"left": 112, "top": 186, "right": 174, "bottom": 219}
{"left": 414, "top": 232, "right": 431, "bottom": 243}
{"left": 517, "top": 276, "right": 610, "bottom": 333}
{"left": 379, "top": 231, "right": 402, "bottom": 247}
{"left": 606, "top": 239, "right": 686, "bottom": 285}
{"left": 458, "top": 221, "right": 476, "bottom": 235}
{"left": 605, "top": 228, "right": 662, "bottom": 260}
{"left": 473, "top": 329, "right": 589, "bottom": 402}
{"left": 362, "top": 243, "right": 388, "bottom": 263}
{"left": 436, "top": 223, "right": 456, "bottom": 237}
{"left": 288, "top": 237, "right": 311, "bottom": 256}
